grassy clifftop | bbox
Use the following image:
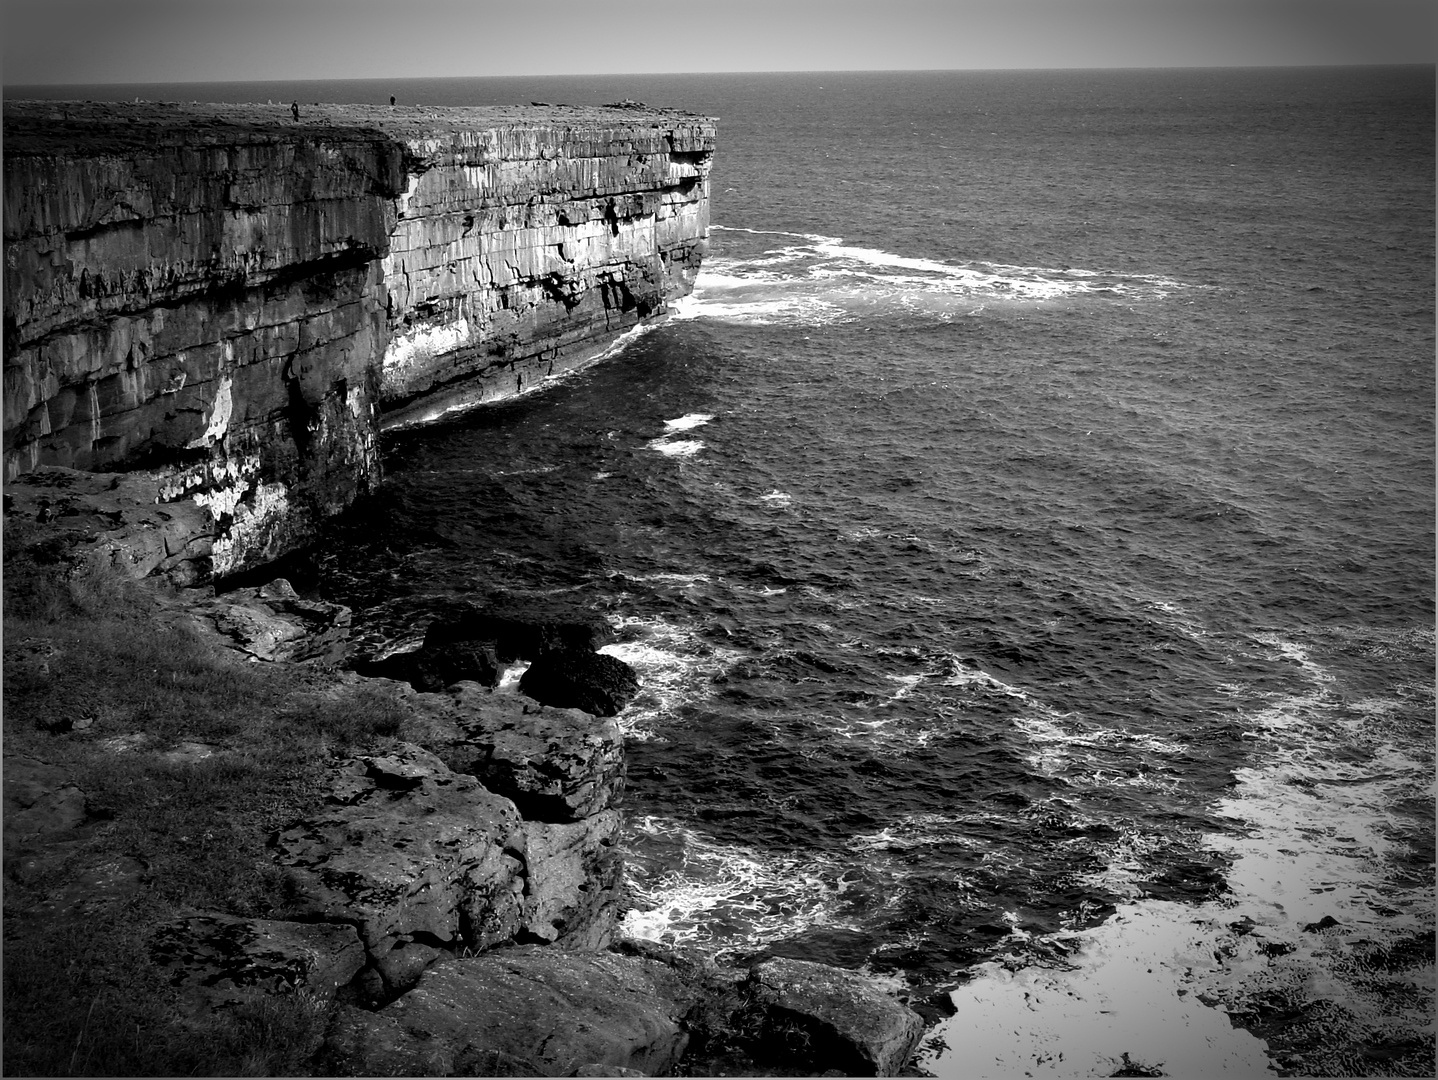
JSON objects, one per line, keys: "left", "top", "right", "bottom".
{"left": 3, "top": 536, "right": 407, "bottom": 1075}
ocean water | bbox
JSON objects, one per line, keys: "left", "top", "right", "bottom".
{"left": 28, "top": 68, "right": 1434, "bottom": 1074}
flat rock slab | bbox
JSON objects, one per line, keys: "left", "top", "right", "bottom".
{"left": 398, "top": 683, "right": 624, "bottom": 822}
{"left": 3, "top": 753, "right": 88, "bottom": 857}
{"left": 3, "top": 465, "right": 212, "bottom": 584}
{"left": 150, "top": 912, "right": 366, "bottom": 1011}
{"left": 319, "top": 947, "right": 698, "bottom": 1077}
{"left": 749, "top": 957, "right": 925, "bottom": 1077}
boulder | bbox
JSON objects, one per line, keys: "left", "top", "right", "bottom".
{"left": 422, "top": 600, "right": 615, "bottom": 661}
{"left": 748, "top": 957, "right": 925, "bottom": 1076}
{"left": 318, "top": 947, "right": 697, "bottom": 1077}
{"left": 519, "top": 648, "right": 638, "bottom": 717}
{"left": 398, "top": 683, "right": 625, "bottom": 822}
{"left": 267, "top": 743, "right": 525, "bottom": 980}
{"left": 149, "top": 913, "right": 366, "bottom": 1012}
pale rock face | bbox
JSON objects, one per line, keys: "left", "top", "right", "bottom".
{"left": 3, "top": 102, "right": 714, "bottom": 579}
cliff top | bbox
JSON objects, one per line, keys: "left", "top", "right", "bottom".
{"left": 2, "top": 99, "right": 717, "bottom": 156}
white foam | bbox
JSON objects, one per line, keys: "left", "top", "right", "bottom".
{"left": 646, "top": 437, "right": 704, "bottom": 457}
{"left": 662, "top": 413, "right": 714, "bottom": 433}
{"left": 680, "top": 228, "right": 1199, "bottom": 329}
{"left": 599, "top": 615, "right": 743, "bottom": 742}
{"left": 620, "top": 815, "right": 871, "bottom": 956}
{"left": 495, "top": 661, "right": 528, "bottom": 693}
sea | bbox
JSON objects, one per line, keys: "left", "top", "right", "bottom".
{"left": 16, "top": 67, "right": 1434, "bottom": 1076}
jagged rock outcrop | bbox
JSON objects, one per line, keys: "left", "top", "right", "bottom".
{"left": 4, "top": 101, "right": 714, "bottom": 580}
{"left": 395, "top": 682, "right": 626, "bottom": 823}
{"left": 267, "top": 744, "right": 528, "bottom": 994}
{"left": 192, "top": 576, "right": 351, "bottom": 663}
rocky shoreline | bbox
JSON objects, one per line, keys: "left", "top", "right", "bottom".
{"left": 3, "top": 466, "right": 927, "bottom": 1077}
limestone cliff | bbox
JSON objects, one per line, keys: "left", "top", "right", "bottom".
{"left": 3, "top": 101, "right": 714, "bottom": 578}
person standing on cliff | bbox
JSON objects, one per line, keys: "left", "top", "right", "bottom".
{"left": 291, "top": 101, "right": 300, "bottom": 121}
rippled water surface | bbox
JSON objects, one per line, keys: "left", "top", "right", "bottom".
{"left": 98, "top": 67, "right": 1429, "bottom": 1074}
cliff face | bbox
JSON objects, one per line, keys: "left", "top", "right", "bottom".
{"left": 380, "top": 117, "right": 712, "bottom": 426}
{"left": 3, "top": 102, "right": 715, "bottom": 577}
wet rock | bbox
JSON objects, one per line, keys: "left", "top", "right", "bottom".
{"left": 748, "top": 956, "right": 925, "bottom": 1076}
{"left": 267, "top": 743, "right": 525, "bottom": 965}
{"left": 318, "top": 947, "right": 695, "bottom": 1077}
{"left": 422, "top": 600, "right": 616, "bottom": 661}
{"left": 150, "top": 913, "right": 366, "bottom": 1011}
{"left": 1303, "top": 915, "right": 1341, "bottom": 933}
{"left": 398, "top": 682, "right": 625, "bottom": 821}
{"left": 519, "top": 647, "right": 639, "bottom": 717}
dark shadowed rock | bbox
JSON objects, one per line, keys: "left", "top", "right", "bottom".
{"left": 748, "top": 956, "right": 925, "bottom": 1076}
{"left": 357, "top": 640, "right": 501, "bottom": 692}
{"left": 398, "top": 682, "right": 625, "bottom": 821}
{"left": 317, "top": 947, "right": 697, "bottom": 1077}
{"left": 519, "top": 648, "right": 638, "bottom": 717}
{"left": 423, "top": 600, "right": 615, "bottom": 661}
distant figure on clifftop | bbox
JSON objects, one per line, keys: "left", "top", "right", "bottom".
{"left": 390, "top": 95, "right": 396, "bottom": 106}
{"left": 291, "top": 101, "right": 299, "bottom": 121}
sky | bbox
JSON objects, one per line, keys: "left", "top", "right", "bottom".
{"left": 3, "top": 0, "right": 1433, "bottom": 85}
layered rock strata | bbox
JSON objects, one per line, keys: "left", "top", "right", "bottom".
{"left": 4, "top": 101, "right": 714, "bottom": 578}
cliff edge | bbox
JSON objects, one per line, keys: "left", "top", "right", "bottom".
{"left": 3, "top": 100, "right": 714, "bottom": 578}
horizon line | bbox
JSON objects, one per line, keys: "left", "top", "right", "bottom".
{"left": 6, "top": 59, "right": 1435, "bottom": 90}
